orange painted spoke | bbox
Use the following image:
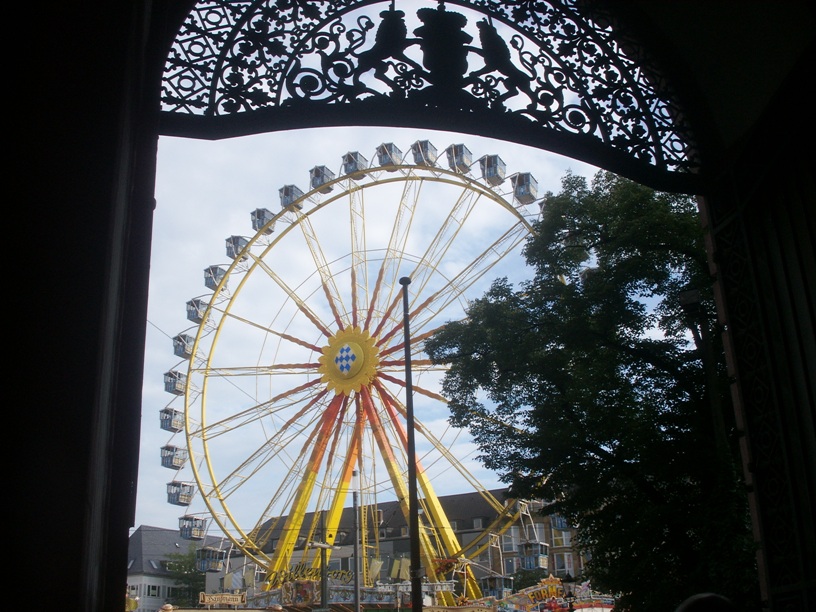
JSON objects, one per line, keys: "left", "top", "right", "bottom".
{"left": 267, "top": 394, "right": 346, "bottom": 573}
{"left": 249, "top": 252, "right": 335, "bottom": 338}
{"left": 207, "top": 390, "right": 331, "bottom": 498}
{"left": 223, "top": 309, "right": 323, "bottom": 353}
{"left": 193, "top": 378, "right": 324, "bottom": 438}
{"left": 379, "top": 328, "right": 439, "bottom": 358}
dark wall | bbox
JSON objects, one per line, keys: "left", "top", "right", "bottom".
{"left": 17, "top": 2, "right": 812, "bottom": 611}
{"left": 701, "top": 57, "right": 816, "bottom": 607}
{"left": 19, "top": 2, "right": 166, "bottom": 609}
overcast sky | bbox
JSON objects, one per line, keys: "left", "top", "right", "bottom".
{"left": 135, "top": 125, "right": 598, "bottom": 533}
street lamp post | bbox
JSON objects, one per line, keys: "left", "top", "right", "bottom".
{"left": 353, "top": 469, "right": 361, "bottom": 612}
{"left": 308, "top": 512, "right": 339, "bottom": 611}
{"left": 562, "top": 573, "right": 576, "bottom": 612}
{"left": 399, "top": 276, "right": 423, "bottom": 612}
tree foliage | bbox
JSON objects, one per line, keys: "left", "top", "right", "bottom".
{"left": 425, "top": 171, "right": 758, "bottom": 611}
{"left": 165, "top": 545, "right": 206, "bottom": 607}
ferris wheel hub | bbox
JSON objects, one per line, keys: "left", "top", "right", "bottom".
{"left": 318, "top": 326, "right": 380, "bottom": 395}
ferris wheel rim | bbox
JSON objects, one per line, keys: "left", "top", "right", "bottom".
{"left": 167, "top": 150, "right": 539, "bottom": 598}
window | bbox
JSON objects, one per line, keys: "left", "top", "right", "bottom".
{"left": 449, "top": 520, "right": 458, "bottom": 531}
{"left": 473, "top": 517, "right": 483, "bottom": 530}
{"left": 526, "top": 523, "right": 541, "bottom": 540}
{"left": 551, "top": 552, "right": 574, "bottom": 576}
{"left": 552, "top": 529, "right": 572, "bottom": 547}
{"left": 147, "top": 584, "right": 159, "bottom": 597}
{"left": 552, "top": 515, "right": 569, "bottom": 530}
{"left": 502, "top": 526, "right": 518, "bottom": 552}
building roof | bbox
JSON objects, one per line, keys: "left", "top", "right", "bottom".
{"left": 129, "top": 488, "right": 516, "bottom": 565}
{"left": 128, "top": 524, "right": 225, "bottom": 577}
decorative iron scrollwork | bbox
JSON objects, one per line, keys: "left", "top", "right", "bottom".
{"left": 161, "top": 0, "right": 699, "bottom": 180}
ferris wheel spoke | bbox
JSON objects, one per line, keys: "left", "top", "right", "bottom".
{"left": 248, "top": 251, "right": 335, "bottom": 338}
{"left": 204, "top": 392, "right": 331, "bottom": 499}
{"left": 378, "top": 326, "right": 441, "bottom": 360}
{"left": 264, "top": 393, "right": 352, "bottom": 574}
{"left": 359, "top": 385, "right": 411, "bottom": 509}
{"left": 293, "top": 210, "right": 348, "bottom": 329}
{"left": 201, "top": 363, "right": 320, "bottom": 377}
{"left": 349, "top": 182, "right": 367, "bottom": 329}
{"left": 364, "top": 176, "right": 423, "bottom": 331}
{"left": 369, "top": 382, "right": 465, "bottom": 571}
{"left": 377, "top": 358, "right": 440, "bottom": 373}
{"left": 377, "top": 222, "right": 530, "bottom": 352}
{"left": 376, "top": 371, "right": 448, "bottom": 404}
{"left": 192, "top": 379, "right": 326, "bottom": 440}
{"left": 401, "top": 184, "right": 485, "bottom": 298}
{"left": 221, "top": 309, "right": 324, "bottom": 353}
{"left": 372, "top": 380, "right": 496, "bottom": 507}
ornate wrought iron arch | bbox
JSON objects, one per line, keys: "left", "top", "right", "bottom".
{"left": 160, "top": 0, "right": 701, "bottom": 192}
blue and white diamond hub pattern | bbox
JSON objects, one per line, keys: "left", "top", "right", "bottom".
{"left": 335, "top": 344, "right": 357, "bottom": 375}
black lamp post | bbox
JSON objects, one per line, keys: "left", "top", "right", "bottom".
{"left": 353, "top": 469, "right": 361, "bottom": 612}
{"left": 309, "top": 512, "right": 338, "bottom": 612}
{"left": 562, "top": 573, "right": 576, "bottom": 612}
{"left": 399, "top": 276, "right": 423, "bottom": 612}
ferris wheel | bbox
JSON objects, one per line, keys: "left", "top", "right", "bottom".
{"left": 160, "top": 139, "right": 542, "bottom": 601}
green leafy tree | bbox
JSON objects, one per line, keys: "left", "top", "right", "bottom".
{"left": 512, "top": 568, "right": 550, "bottom": 591}
{"left": 425, "top": 171, "right": 758, "bottom": 611}
{"left": 165, "top": 545, "right": 206, "bottom": 607}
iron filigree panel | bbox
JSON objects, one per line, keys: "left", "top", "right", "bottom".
{"left": 160, "top": 0, "right": 700, "bottom": 186}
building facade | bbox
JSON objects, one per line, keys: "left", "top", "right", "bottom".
{"left": 127, "top": 525, "right": 226, "bottom": 612}
{"left": 129, "top": 491, "right": 582, "bottom": 610}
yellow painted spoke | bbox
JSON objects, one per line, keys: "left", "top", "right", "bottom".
{"left": 247, "top": 250, "right": 334, "bottom": 338}
{"left": 293, "top": 210, "right": 348, "bottom": 329}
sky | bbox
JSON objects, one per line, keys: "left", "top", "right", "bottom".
{"left": 135, "top": 125, "right": 598, "bottom": 534}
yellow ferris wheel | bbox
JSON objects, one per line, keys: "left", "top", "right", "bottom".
{"left": 161, "top": 140, "right": 541, "bottom": 602}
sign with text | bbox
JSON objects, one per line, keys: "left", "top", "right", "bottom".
{"left": 199, "top": 592, "right": 247, "bottom": 605}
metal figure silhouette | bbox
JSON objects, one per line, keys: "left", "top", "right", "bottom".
{"left": 471, "top": 18, "right": 538, "bottom": 110}
{"left": 353, "top": 6, "right": 422, "bottom": 95}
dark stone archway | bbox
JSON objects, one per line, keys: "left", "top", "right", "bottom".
{"left": 18, "top": 1, "right": 813, "bottom": 611}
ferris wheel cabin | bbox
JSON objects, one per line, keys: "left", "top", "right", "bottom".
{"left": 310, "top": 165, "right": 336, "bottom": 193}
{"left": 166, "top": 481, "right": 196, "bottom": 506}
{"left": 511, "top": 172, "right": 539, "bottom": 205}
{"left": 204, "top": 265, "right": 227, "bottom": 290}
{"left": 480, "top": 575, "right": 514, "bottom": 600}
{"left": 279, "top": 184, "right": 305, "bottom": 210}
{"left": 163, "top": 370, "right": 186, "bottom": 395}
{"left": 518, "top": 540, "right": 549, "bottom": 570}
{"left": 342, "top": 151, "right": 369, "bottom": 178}
{"left": 172, "top": 333, "right": 194, "bottom": 359}
{"left": 196, "top": 547, "right": 227, "bottom": 572}
{"left": 479, "top": 154, "right": 507, "bottom": 186}
{"left": 179, "top": 515, "right": 208, "bottom": 541}
{"left": 159, "top": 407, "right": 183, "bottom": 433}
{"left": 226, "top": 235, "right": 249, "bottom": 260}
{"left": 445, "top": 144, "right": 473, "bottom": 173}
{"left": 411, "top": 139, "right": 438, "bottom": 165}
{"left": 376, "top": 142, "right": 404, "bottom": 168}
{"left": 160, "top": 445, "right": 188, "bottom": 470}
{"left": 186, "top": 298, "right": 207, "bottom": 324}
{"left": 251, "top": 208, "right": 275, "bottom": 234}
